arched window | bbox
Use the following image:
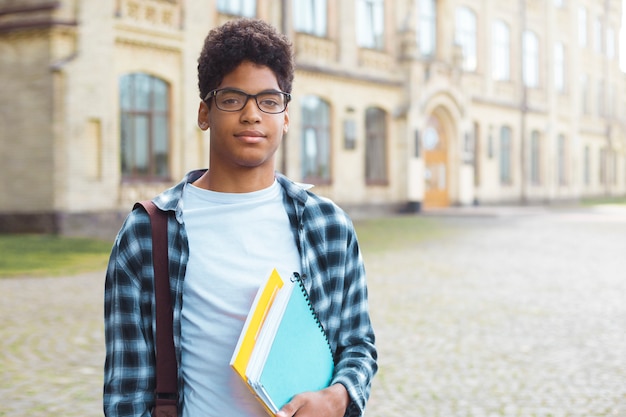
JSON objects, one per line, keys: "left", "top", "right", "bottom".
{"left": 499, "top": 126, "right": 512, "bottom": 185}
{"left": 492, "top": 20, "right": 510, "bottom": 81}
{"left": 558, "top": 134, "right": 568, "bottom": 186}
{"left": 119, "top": 73, "right": 170, "bottom": 180}
{"left": 300, "top": 96, "right": 331, "bottom": 182}
{"left": 419, "top": 0, "right": 436, "bottom": 57}
{"left": 599, "top": 148, "right": 607, "bottom": 185}
{"left": 523, "top": 30, "right": 539, "bottom": 88}
{"left": 554, "top": 42, "right": 566, "bottom": 92}
{"left": 583, "top": 145, "right": 591, "bottom": 186}
{"left": 530, "top": 130, "right": 541, "bottom": 185}
{"left": 455, "top": 7, "right": 477, "bottom": 71}
{"left": 365, "top": 107, "right": 387, "bottom": 184}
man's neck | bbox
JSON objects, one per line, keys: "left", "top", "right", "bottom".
{"left": 192, "top": 168, "right": 275, "bottom": 193}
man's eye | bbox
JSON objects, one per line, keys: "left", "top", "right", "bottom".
{"left": 260, "top": 99, "right": 280, "bottom": 107}
{"left": 259, "top": 95, "right": 281, "bottom": 107}
{"left": 220, "top": 96, "right": 242, "bottom": 105}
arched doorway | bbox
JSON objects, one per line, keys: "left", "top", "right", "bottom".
{"left": 422, "top": 117, "right": 449, "bottom": 208}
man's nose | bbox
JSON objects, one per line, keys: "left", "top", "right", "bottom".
{"left": 240, "top": 97, "right": 262, "bottom": 121}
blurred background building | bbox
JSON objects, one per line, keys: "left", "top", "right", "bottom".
{"left": 0, "top": 0, "right": 624, "bottom": 237}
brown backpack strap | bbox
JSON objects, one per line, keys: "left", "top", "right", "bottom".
{"left": 134, "top": 201, "right": 178, "bottom": 417}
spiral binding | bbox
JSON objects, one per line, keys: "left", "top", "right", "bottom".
{"left": 291, "top": 272, "right": 335, "bottom": 362}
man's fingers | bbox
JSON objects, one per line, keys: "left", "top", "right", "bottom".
{"left": 277, "top": 393, "right": 305, "bottom": 417}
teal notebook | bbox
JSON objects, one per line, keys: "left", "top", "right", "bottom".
{"left": 236, "top": 271, "right": 335, "bottom": 415}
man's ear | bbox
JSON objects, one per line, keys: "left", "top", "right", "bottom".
{"left": 198, "top": 101, "right": 210, "bottom": 130}
{"left": 282, "top": 108, "right": 289, "bottom": 134}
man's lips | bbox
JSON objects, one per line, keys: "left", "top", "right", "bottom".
{"left": 234, "top": 130, "right": 265, "bottom": 143}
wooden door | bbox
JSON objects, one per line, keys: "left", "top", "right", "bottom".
{"left": 422, "top": 123, "right": 449, "bottom": 208}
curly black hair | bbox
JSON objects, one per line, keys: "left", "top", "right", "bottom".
{"left": 197, "top": 18, "right": 295, "bottom": 100}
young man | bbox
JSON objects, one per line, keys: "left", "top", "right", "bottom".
{"left": 104, "top": 18, "right": 377, "bottom": 417}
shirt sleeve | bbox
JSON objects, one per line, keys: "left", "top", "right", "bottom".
{"left": 330, "top": 224, "right": 378, "bottom": 417}
{"left": 103, "top": 210, "right": 156, "bottom": 417}
{"left": 301, "top": 201, "right": 378, "bottom": 417}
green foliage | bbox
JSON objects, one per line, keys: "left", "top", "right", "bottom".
{"left": 0, "top": 235, "right": 113, "bottom": 278}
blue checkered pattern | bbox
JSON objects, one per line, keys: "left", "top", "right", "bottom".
{"left": 104, "top": 170, "right": 377, "bottom": 417}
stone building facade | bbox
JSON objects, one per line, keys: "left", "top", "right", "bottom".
{"left": 0, "top": 0, "right": 624, "bottom": 238}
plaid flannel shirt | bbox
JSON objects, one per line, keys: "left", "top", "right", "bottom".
{"left": 104, "top": 169, "right": 377, "bottom": 417}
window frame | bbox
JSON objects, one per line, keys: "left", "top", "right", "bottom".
{"left": 557, "top": 134, "right": 568, "bottom": 186}
{"left": 119, "top": 73, "right": 171, "bottom": 182}
{"left": 293, "top": 0, "right": 328, "bottom": 37}
{"left": 356, "top": 0, "right": 385, "bottom": 50}
{"left": 530, "top": 130, "right": 541, "bottom": 185}
{"left": 492, "top": 20, "right": 510, "bottom": 81}
{"left": 578, "top": 7, "right": 587, "bottom": 47}
{"left": 418, "top": 0, "right": 437, "bottom": 57}
{"left": 499, "top": 126, "right": 513, "bottom": 185}
{"left": 364, "top": 107, "right": 388, "bottom": 185}
{"left": 300, "top": 95, "right": 332, "bottom": 184}
{"left": 217, "top": 0, "right": 256, "bottom": 17}
{"left": 455, "top": 6, "right": 477, "bottom": 72}
{"left": 554, "top": 42, "right": 566, "bottom": 93}
{"left": 523, "top": 30, "right": 539, "bottom": 88}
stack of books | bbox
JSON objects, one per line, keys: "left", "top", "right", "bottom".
{"left": 230, "top": 269, "right": 335, "bottom": 415}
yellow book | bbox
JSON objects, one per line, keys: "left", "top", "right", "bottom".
{"left": 230, "top": 268, "right": 284, "bottom": 383}
{"left": 230, "top": 268, "right": 335, "bottom": 416}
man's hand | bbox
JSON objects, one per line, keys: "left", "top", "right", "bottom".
{"left": 276, "top": 383, "right": 349, "bottom": 417}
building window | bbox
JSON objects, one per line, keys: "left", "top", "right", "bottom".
{"left": 473, "top": 122, "right": 481, "bottom": 186}
{"left": 217, "top": 0, "right": 256, "bottom": 17}
{"left": 523, "top": 30, "right": 539, "bottom": 88}
{"left": 584, "top": 145, "right": 591, "bottom": 186}
{"left": 610, "top": 149, "right": 617, "bottom": 185}
{"left": 578, "top": 7, "right": 587, "bottom": 47}
{"left": 598, "top": 79, "right": 605, "bottom": 116}
{"left": 492, "top": 20, "right": 510, "bottom": 81}
{"left": 499, "top": 126, "right": 512, "bottom": 185}
{"left": 419, "top": 0, "right": 436, "bottom": 57}
{"left": 554, "top": 42, "right": 566, "bottom": 92}
{"left": 365, "top": 107, "right": 387, "bottom": 184}
{"left": 558, "top": 134, "right": 568, "bottom": 186}
{"left": 594, "top": 17, "right": 603, "bottom": 53}
{"left": 454, "top": 6, "right": 477, "bottom": 71}
{"left": 581, "top": 73, "right": 589, "bottom": 114}
{"left": 599, "top": 148, "right": 607, "bottom": 185}
{"left": 120, "top": 73, "right": 170, "bottom": 180}
{"left": 606, "top": 27, "right": 615, "bottom": 59}
{"left": 357, "top": 0, "right": 384, "bottom": 49}
{"left": 488, "top": 127, "right": 494, "bottom": 159}
{"left": 294, "top": 0, "right": 327, "bottom": 37}
{"left": 530, "top": 130, "right": 541, "bottom": 185}
{"left": 301, "top": 95, "right": 331, "bottom": 182}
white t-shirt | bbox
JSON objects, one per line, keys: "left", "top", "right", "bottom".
{"left": 181, "top": 180, "right": 301, "bottom": 417}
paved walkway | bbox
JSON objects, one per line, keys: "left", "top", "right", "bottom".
{"left": 366, "top": 205, "right": 626, "bottom": 417}
{"left": 1, "top": 205, "right": 625, "bottom": 416}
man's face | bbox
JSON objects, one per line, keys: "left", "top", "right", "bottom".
{"left": 198, "top": 61, "right": 289, "bottom": 174}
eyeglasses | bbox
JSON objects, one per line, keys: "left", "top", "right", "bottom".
{"left": 204, "top": 88, "right": 291, "bottom": 114}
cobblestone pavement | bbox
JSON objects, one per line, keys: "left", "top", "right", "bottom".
{"left": 1, "top": 205, "right": 625, "bottom": 417}
{"left": 366, "top": 205, "right": 626, "bottom": 417}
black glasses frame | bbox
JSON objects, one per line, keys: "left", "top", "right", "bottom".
{"left": 203, "top": 88, "right": 291, "bottom": 114}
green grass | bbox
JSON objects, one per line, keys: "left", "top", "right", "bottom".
{"left": 0, "top": 214, "right": 446, "bottom": 278}
{"left": 355, "top": 214, "right": 449, "bottom": 254}
{"left": 0, "top": 234, "right": 113, "bottom": 278}
{"left": 581, "top": 196, "right": 626, "bottom": 206}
